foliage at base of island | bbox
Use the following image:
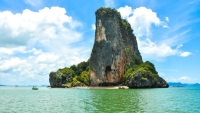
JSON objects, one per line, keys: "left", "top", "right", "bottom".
{"left": 49, "top": 60, "right": 168, "bottom": 88}
{"left": 49, "top": 61, "right": 90, "bottom": 88}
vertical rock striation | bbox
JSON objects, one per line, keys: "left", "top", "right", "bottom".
{"left": 89, "top": 8, "right": 142, "bottom": 86}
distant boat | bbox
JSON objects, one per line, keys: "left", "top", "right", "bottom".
{"left": 32, "top": 86, "right": 39, "bottom": 90}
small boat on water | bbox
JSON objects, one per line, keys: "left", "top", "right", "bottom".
{"left": 32, "top": 86, "right": 39, "bottom": 90}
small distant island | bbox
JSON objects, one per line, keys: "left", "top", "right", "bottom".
{"left": 168, "top": 82, "right": 200, "bottom": 87}
{"left": 49, "top": 7, "right": 169, "bottom": 88}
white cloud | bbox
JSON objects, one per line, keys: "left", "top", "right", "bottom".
{"left": 0, "top": 7, "right": 90, "bottom": 85}
{"left": 0, "top": 7, "right": 82, "bottom": 47}
{"left": 179, "top": 76, "right": 190, "bottom": 80}
{"left": 166, "top": 76, "right": 200, "bottom": 83}
{"left": 104, "top": 0, "right": 114, "bottom": 7}
{"left": 92, "top": 24, "right": 96, "bottom": 30}
{"left": 0, "top": 48, "right": 88, "bottom": 85}
{"left": 180, "top": 52, "right": 191, "bottom": 57}
{"left": 138, "top": 38, "right": 177, "bottom": 58}
{"left": 163, "top": 25, "right": 169, "bottom": 28}
{"left": 117, "top": 6, "right": 132, "bottom": 19}
{"left": 36, "top": 53, "right": 59, "bottom": 64}
{"left": 118, "top": 7, "right": 161, "bottom": 37}
{"left": 118, "top": 6, "right": 191, "bottom": 60}
{"left": 0, "top": 57, "right": 27, "bottom": 71}
{"left": 165, "top": 17, "right": 169, "bottom": 22}
{"left": 0, "top": 47, "right": 25, "bottom": 55}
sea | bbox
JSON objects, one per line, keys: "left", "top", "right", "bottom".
{"left": 0, "top": 86, "right": 200, "bottom": 113}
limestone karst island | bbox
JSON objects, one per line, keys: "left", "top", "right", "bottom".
{"left": 49, "top": 8, "right": 169, "bottom": 88}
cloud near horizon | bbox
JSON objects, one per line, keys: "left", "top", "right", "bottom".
{"left": 166, "top": 76, "right": 200, "bottom": 83}
{"left": 117, "top": 6, "right": 191, "bottom": 60}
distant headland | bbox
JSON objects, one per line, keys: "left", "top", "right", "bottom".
{"left": 49, "top": 7, "right": 169, "bottom": 88}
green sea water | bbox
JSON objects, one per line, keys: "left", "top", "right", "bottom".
{"left": 0, "top": 86, "right": 200, "bottom": 113}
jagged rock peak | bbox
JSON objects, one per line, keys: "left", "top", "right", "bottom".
{"left": 89, "top": 7, "right": 142, "bottom": 86}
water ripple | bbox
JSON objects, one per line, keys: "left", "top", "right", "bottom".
{"left": 0, "top": 87, "right": 200, "bottom": 112}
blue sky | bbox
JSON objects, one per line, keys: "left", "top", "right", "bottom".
{"left": 0, "top": 0, "right": 199, "bottom": 85}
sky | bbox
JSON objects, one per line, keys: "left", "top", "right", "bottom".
{"left": 0, "top": 0, "right": 200, "bottom": 85}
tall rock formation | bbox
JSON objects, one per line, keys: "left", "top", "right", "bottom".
{"left": 49, "top": 7, "right": 168, "bottom": 88}
{"left": 89, "top": 8, "right": 142, "bottom": 86}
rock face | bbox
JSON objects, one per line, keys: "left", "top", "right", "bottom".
{"left": 49, "top": 70, "right": 73, "bottom": 88}
{"left": 126, "top": 72, "right": 168, "bottom": 88}
{"left": 49, "top": 72, "right": 63, "bottom": 87}
{"left": 89, "top": 8, "right": 168, "bottom": 88}
{"left": 89, "top": 8, "right": 142, "bottom": 86}
{"left": 124, "top": 61, "right": 169, "bottom": 88}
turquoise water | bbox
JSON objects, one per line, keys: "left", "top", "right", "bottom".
{"left": 0, "top": 86, "right": 200, "bottom": 113}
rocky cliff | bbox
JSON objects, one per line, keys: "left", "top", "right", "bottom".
{"left": 89, "top": 8, "right": 168, "bottom": 88}
{"left": 123, "top": 61, "right": 168, "bottom": 88}
{"left": 89, "top": 8, "right": 142, "bottom": 86}
{"left": 49, "top": 72, "right": 64, "bottom": 88}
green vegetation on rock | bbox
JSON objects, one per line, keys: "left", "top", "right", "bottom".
{"left": 123, "top": 61, "right": 158, "bottom": 82}
{"left": 120, "top": 19, "right": 133, "bottom": 32}
{"left": 51, "top": 61, "right": 90, "bottom": 88}
{"left": 96, "top": 7, "right": 121, "bottom": 18}
{"left": 122, "top": 61, "right": 168, "bottom": 88}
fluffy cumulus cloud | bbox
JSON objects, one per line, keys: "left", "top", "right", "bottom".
{"left": 0, "top": 7, "right": 82, "bottom": 47}
{"left": 117, "top": 6, "right": 191, "bottom": 60}
{"left": 0, "top": 57, "right": 27, "bottom": 72}
{"left": 0, "top": 7, "right": 89, "bottom": 85}
{"left": 138, "top": 39, "right": 177, "bottom": 58}
{"left": 117, "top": 6, "right": 132, "bottom": 19}
{"left": 118, "top": 6, "right": 161, "bottom": 37}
